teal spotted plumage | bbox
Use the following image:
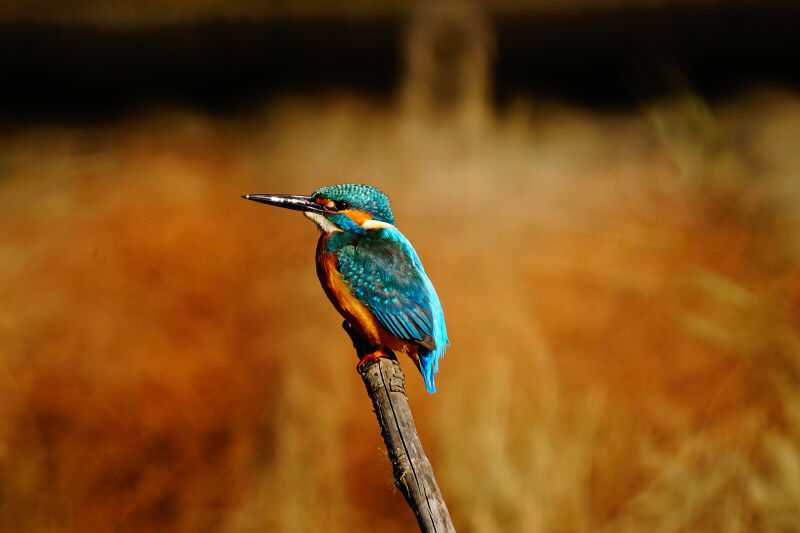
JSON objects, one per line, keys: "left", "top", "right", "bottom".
{"left": 243, "top": 184, "right": 449, "bottom": 393}
{"left": 334, "top": 228, "right": 448, "bottom": 391}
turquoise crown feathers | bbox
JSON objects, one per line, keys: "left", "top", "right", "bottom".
{"left": 312, "top": 184, "right": 396, "bottom": 226}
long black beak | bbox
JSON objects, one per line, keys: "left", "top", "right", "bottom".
{"left": 242, "top": 194, "right": 328, "bottom": 213}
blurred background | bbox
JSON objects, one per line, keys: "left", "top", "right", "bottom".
{"left": 2, "top": 1, "right": 800, "bottom": 531}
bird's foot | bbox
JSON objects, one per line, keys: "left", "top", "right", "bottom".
{"left": 356, "top": 348, "right": 391, "bottom": 372}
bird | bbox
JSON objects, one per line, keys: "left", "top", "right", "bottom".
{"left": 243, "top": 184, "right": 449, "bottom": 393}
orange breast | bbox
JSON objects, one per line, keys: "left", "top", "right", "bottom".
{"left": 315, "top": 235, "right": 413, "bottom": 357}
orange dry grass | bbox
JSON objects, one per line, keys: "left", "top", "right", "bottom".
{"left": 1, "top": 90, "right": 799, "bottom": 532}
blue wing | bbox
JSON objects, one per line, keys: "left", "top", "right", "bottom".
{"left": 335, "top": 228, "right": 449, "bottom": 392}
{"left": 337, "top": 236, "right": 436, "bottom": 348}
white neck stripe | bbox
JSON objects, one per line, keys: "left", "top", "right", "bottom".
{"left": 362, "top": 219, "right": 397, "bottom": 231}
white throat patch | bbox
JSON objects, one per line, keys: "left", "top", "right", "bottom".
{"left": 304, "top": 211, "right": 341, "bottom": 233}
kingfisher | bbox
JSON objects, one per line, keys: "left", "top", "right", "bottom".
{"left": 243, "top": 184, "right": 449, "bottom": 393}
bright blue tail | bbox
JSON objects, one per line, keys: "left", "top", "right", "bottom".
{"left": 418, "top": 346, "right": 445, "bottom": 393}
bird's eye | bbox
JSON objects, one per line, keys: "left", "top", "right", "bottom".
{"left": 334, "top": 200, "right": 350, "bottom": 211}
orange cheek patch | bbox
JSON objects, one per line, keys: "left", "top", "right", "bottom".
{"left": 341, "top": 209, "right": 372, "bottom": 226}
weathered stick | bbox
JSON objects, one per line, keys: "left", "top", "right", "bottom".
{"left": 343, "top": 321, "right": 456, "bottom": 533}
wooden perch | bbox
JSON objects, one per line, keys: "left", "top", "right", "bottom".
{"left": 343, "top": 321, "right": 456, "bottom": 533}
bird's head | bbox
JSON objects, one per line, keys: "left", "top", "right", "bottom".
{"left": 243, "top": 184, "right": 396, "bottom": 235}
